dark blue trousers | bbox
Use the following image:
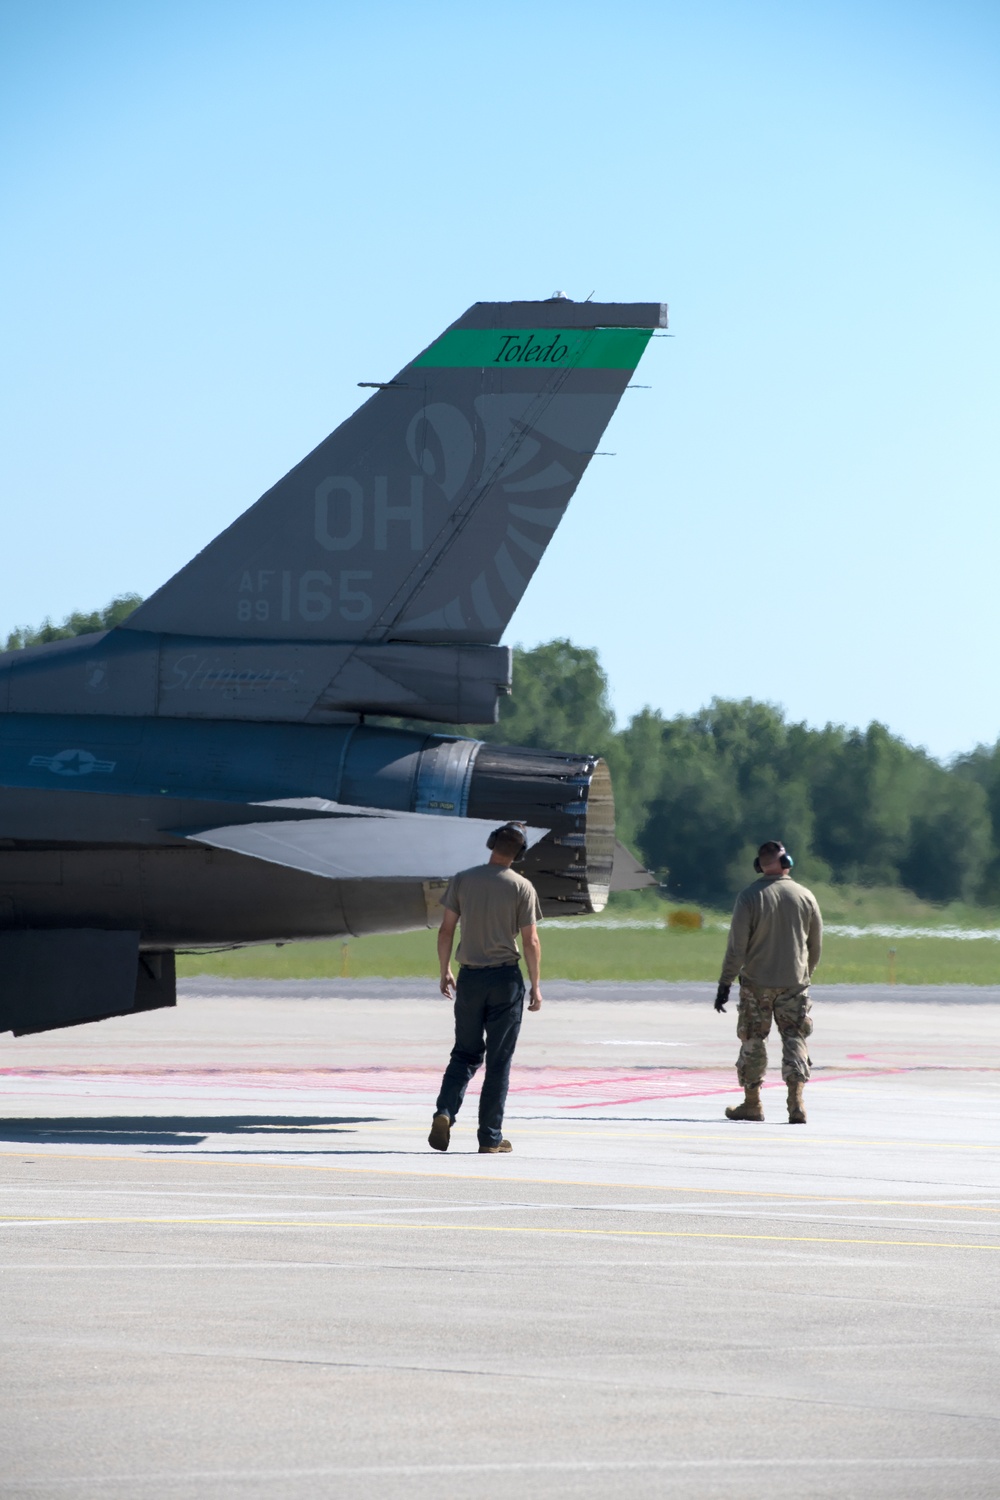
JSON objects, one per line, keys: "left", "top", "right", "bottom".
{"left": 435, "top": 964, "right": 525, "bottom": 1147}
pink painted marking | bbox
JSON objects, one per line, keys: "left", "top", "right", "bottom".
{"left": 0, "top": 1063, "right": 916, "bottom": 1108}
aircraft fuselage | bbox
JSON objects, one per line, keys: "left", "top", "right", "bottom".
{"left": 0, "top": 713, "right": 611, "bottom": 948}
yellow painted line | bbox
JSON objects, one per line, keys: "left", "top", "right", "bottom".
{"left": 532, "top": 1124, "right": 999, "bottom": 1149}
{"left": 3, "top": 1115, "right": 996, "bottom": 1152}
{"left": 358, "top": 1122, "right": 998, "bottom": 1153}
{"left": 2, "top": 1150, "right": 998, "bottom": 1214}
{"left": 1, "top": 1215, "right": 998, "bottom": 1251}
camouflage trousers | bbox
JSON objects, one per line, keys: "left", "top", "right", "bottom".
{"left": 735, "top": 980, "right": 813, "bottom": 1087}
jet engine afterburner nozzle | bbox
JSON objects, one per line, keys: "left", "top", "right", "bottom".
{"left": 333, "top": 727, "right": 614, "bottom": 916}
{"left": 462, "top": 742, "right": 615, "bottom": 915}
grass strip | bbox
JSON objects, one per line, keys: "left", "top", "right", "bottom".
{"left": 177, "top": 928, "right": 1000, "bottom": 986}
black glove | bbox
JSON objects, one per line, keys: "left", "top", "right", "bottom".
{"left": 714, "top": 982, "right": 731, "bottom": 1013}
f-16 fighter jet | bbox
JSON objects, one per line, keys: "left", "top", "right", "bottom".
{"left": 0, "top": 298, "right": 665, "bottom": 1036}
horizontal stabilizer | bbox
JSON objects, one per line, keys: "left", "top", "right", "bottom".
{"left": 611, "top": 840, "right": 658, "bottom": 892}
{"left": 182, "top": 802, "right": 549, "bottom": 882}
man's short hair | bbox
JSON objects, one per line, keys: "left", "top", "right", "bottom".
{"left": 492, "top": 824, "right": 527, "bottom": 858}
{"left": 757, "top": 840, "right": 784, "bottom": 859}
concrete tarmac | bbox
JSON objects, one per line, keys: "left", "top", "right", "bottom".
{"left": 1, "top": 980, "right": 999, "bottom": 1499}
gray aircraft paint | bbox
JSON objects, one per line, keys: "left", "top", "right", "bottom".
{"left": 185, "top": 804, "right": 549, "bottom": 882}
{"left": 120, "top": 302, "right": 664, "bottom": 651}
{"left": 0, "top": 301, "right": 663, "bottom": 727}
{"left": 0, "top": 300, "right": 661, "bottom": 1036}
{"left": 0, "top": 629, "right": 510, "bottom": 725}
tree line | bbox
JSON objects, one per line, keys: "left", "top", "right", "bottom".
{"left": 451, "top": 640, "right": 1000, "bottom": 909}
{"left": 5, "top": 600, "right": 999, "bottom": 906}
{"left": 3, "top": 595, "right": 143, "bottom": 651}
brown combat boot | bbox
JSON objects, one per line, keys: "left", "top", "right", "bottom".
{"left": 787, "top": 1081, "right": 807, "bottom": 1124}
{"left": 725, "top": 1086, "right": 764, "bottom": 1122}
{"left": 428, "top": 1113, "right": 451, "bottom": 1151}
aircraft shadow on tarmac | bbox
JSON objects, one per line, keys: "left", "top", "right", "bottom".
{"left": 0, "top": 1115, "right": 384, "bottom": 1147}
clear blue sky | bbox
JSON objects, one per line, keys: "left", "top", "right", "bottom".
{"left": 2, "top": 0, "right": 998, "bottom": 760}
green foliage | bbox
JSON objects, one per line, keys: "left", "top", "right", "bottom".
{"left": 487, "top": 639, "right": 616, "bottom": 756}
{"left": 4, "top": 594, "right": 143, "bottom": 651}
{"left": 438, "top": 642, "right": 1000, "bottom": 910}
{"left": 617, "top": 700, "right": 822, "bottom": 904}
{"left": 952, "top": 743, "right": 1000, "bottom": 905}
{"left": 176, "top": 926, "right": 1000, "bottom": 986}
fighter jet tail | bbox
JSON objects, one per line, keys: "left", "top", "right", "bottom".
{"left": 121, "top": 300, "right": 665, "bottom": 651}
{"left": 3, "top": 299, "right": 664, "bottom": 725}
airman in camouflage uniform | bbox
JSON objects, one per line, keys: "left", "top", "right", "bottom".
{"left": 714, "top": 841, "right": 822, "bottom": 1124}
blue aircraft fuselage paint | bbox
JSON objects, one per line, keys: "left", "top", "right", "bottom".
{"left": 0, "top": 713, "right": 440, "bottom": 812}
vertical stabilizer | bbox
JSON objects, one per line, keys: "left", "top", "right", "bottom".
{"left": 122, "top": 299, "right": 666, "bottom": 646}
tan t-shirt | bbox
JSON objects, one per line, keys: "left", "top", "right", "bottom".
{"left": 720, "top": 876, "right": 823, "bottom": 989}
{"left": 442, "top": 863, "right": 542, "bottom": 968}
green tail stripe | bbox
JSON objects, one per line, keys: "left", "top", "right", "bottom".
{"left": 414, "top": 327, "right": 652, "bottom": 370}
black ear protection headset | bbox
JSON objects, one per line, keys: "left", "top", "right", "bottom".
{"left": 487, "top": 821, "right": 528, "bottom": 861}
{"left": 753, "top": 840, "right": 794, "bottom": 873}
